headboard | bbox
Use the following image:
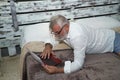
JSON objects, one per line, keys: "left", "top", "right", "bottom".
{"left": 0, "top": 0, "right": 120, "bottom": 56}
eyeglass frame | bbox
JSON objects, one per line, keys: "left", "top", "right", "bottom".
{"left": 51, "top": 24, "right": 66, "bottom": 35}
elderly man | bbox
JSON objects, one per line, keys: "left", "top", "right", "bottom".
{"left": 40, "top": 15, "right": 120, "bottom": 74}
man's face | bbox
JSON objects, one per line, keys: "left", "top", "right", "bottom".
{"left": 51, "top": 24, "right": 67, "bottom": 41}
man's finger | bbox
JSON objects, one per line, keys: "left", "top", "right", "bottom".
{"left": 47, "top": 52, "right": 50, "bottom": 59}
{"left": 45, "top": 50, "right": 51, "bottom": 59}
{"left": 43, "top": 65, "right": 49, "bottom": 73}
{"left": 44, "top": 65, "right": 50, "bottom": 71}
{"left": 42, "top": 53, "right": 46, "bottom": 59}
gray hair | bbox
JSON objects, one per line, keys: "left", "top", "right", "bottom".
{"left": 49, "top": 15, "right": 69, "bottom": 30}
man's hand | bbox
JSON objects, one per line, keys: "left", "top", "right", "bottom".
{"left": 40, "top": 43, "right": 53, "bottom": 59}
{"left": 42, "top": 65, "right": 64, "bottom": 74}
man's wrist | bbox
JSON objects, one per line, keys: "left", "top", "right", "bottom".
{"left": 45, "top": 43, "right": 53, "bottom": 49}
{"left": 56, "top": 67, "right": 64, "bottom": 73}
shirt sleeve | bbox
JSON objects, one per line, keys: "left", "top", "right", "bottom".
{"left": 44, "top": 34, "right": 59, "bottom": 47}
{"left": 64, "top": 35, "right": 87, "bottom": 73}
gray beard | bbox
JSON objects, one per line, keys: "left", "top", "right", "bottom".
{"left": 55, "top": 34, "right": 67, "bottom": 41}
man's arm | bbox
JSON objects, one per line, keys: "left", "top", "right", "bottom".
{"left": 43, "top": 65, "right": 64, "bottom": 74}
{"left": 64, "top": 35, "right": 87, "bottom": 73}
{"left": 40, "top": 43, "right": 53, "bottom": 59}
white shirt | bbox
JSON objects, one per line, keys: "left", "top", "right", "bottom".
{"left": 63, "top": 22, "right": 115, "bottom": 74}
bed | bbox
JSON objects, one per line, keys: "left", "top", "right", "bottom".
{"left": 20, "top": 16, "right": 120, "bottom": 80}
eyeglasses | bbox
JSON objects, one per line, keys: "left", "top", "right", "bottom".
{"left": 51, "top": 25, "right": 65, "bottom": 35}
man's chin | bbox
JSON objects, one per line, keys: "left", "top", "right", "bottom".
{"left": 55, "top": 37, "right": 65, "bottom": 41}
{"left": 55, "top": 39, "right": 63, "bottom": 42}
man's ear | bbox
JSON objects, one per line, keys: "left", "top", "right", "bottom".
{"left": 65, "top": 24, "right": 69, "bottom": 32}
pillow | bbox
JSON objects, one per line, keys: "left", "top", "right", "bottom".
{"left": 75, "top": 16, "right": 120, "bottom": 29}
{"left": 21, "top": 23, "right": 57, "bottom": 47}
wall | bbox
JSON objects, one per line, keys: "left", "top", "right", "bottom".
{"left": 0, "top": 0, "right": 120, "bottom": 56}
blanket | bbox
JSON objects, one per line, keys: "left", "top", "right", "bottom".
{"left": 20, "top": 41, "right": 120, "bottom": 80}
{"left": 20, "top": 41, "right": 71, "bottom": 80}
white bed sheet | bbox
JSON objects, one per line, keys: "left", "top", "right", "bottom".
{"left": 21, "top": 16, "right": 120, "bottom": 48}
